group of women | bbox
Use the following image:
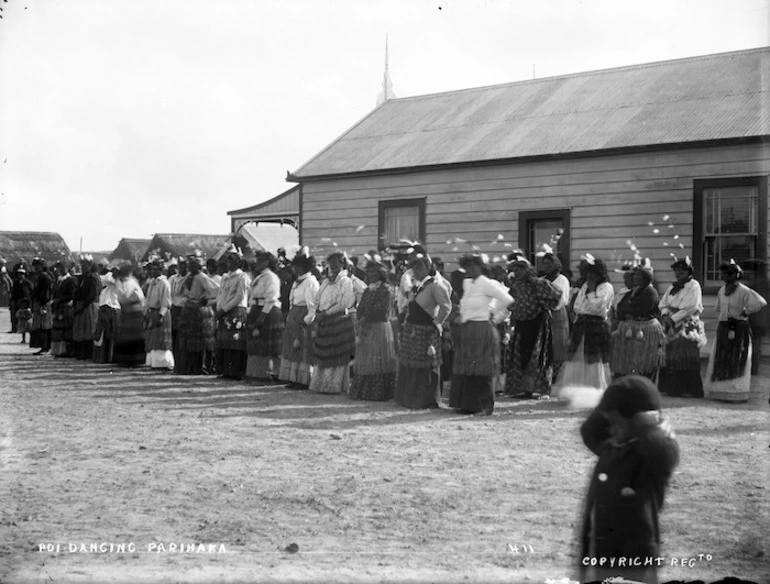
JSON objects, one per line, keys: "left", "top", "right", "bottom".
{"left": 6, "top": 246, "right": 767, "bottom": 407}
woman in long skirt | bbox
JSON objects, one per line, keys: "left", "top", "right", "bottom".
{"left": 450, "top": 254, "right": 514, "bottom": 415}
{"left": 555, "top": 256, "right": 614, "bottom": 392}
{"left": 279, "top": 251, "right": 320, "bottom": 388}
{"left": 50, "top": 261, "right": 77, "bottom": 358}
{"left": 245, "top": 252, "right": 284, "bottom": 381}
{"left": 704, "top": 261, "right": 767, "bottom": 402}
{"left": 349, "top": 258, "right": 398, "bottom": 401}
{"left": 93, "top": 268, "right": 120, "bottom": 363}
{"left": 72, "top": 257, "right": 101, "bottom": 360}
{"left": 215, "top": 252, "right": 250, "bottom": 379}
{"left": 658, "top": 258, "right": 707, "bottom": 397}
{"left": 114, "top": 264, "right": 146, "bottom": 367}
{"left": 142, "top": 259, "right": 174, "bottom": 371}
{"left": 29, "top": 258, "right": 54, "bottom": 355}
{"left": 310, "top": 252, "right": 356, "bottom": 394}
{"left": 178, "top": 255, "right": 219, "bottom": 374}
{"left": 541, "top": 253, "right": 571, "bottom": 382}
{"left": 610, "top": 265, "right": 665, "bottom": 379}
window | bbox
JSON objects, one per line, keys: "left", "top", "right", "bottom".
{"left": 518, "top": 209, "right": 571, "bottom": 275}
{"left": 694, "top": 177, "right": 768, "bottom": 288}
{"left": 378, "top": 198, "right": 426, "bottom": 250}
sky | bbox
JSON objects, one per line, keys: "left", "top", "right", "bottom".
{"left": 0, "top": 0, "right": 768, "bottom": 253}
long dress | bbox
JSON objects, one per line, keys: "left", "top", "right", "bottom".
{"left": 143, "top": 275, "right": 174, "bottom": 370}
{"left": 245, "top": 269, "right": 284, "bottom": 381}
{"left": 395, "top": 276, "right": 452, "bottom": 409}
{"left": 71, "top": 272, "right": 101, "bottom": 360}
{"left": 349, "top": 282, "right": 398, "bottom": 401}
{"left": 51, "top": 274, "right": 77, "bottom": 357}
{"left": 610, "top": 285, "right": 664, "bottom": 379}
{"left": 279, "top": 272, "right": 320, "bottom": 387}
{"left": 704, "top": 283, "right": 767, "bottom": 402}
{"left": 545, "top": 272, "right": 571, "bottom": 380}
{"left": 310, "top": 271, "right": 356, "bottom": 394}
{"left": 93, "top": 273, "right": 120, "bottom": 364}
{"left": 555, "top": 282, "right": 614, "bottom": 392}
{"left": 215, "top": 269, "right": 250, "bottom": 379}
{"left": 30, "top": 270, "right": 54, "bottom": 351}
{"left": 505, "top": 275, "right": 561, "bottom": 397}
{"left": 178, "top": 272, "right": 219, "bottom": 375}
{"left": 169, "top": 272, "right": 189, "bottom": 373}
{"left": 658, "top": 278, "right": 707, "bottom": 397}
{"left": 114, "top": 276, "right": 146, "bottom": 367}
{"left": 449, "top": 275, "right": 513, "bottom": 414}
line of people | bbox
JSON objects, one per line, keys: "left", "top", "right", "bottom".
{"left": 4, "top": 245, "right": 767, "bottom": 408}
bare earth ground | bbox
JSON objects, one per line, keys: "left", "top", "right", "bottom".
{"left": 0, "top": 307, "right": 768, "bottom": 584}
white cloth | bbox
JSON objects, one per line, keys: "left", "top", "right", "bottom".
{"left": 659, "top": 279, "right": 703, "bottom": 323}
{"left": 714, "top": 283, "right": 767, "bottom": 321}
{"left": 290, "top": 272, "right": 321, "bottom": 325}
{"left": 144, "top": 276, "right": 171, "bottom": 317}
{"left": 217, "top": 269, "right": 250, "bottom": 313}
{"left": 548, "top": 273, "right": 571, "bottom": 310}
{"left": 573, "top": 282, "right": 614, "bottom": 319}
{"left": 249, "top": 269, "right": 281, "bottom": 313}
{"left": 168, "top": 273, "right": 189, "bottom": 308}
{"left": 98, "top": 273, "right": 120, "bottom": 309}
{"left": 316, "top": 270, "right": 355, "bottom": 316}
{"left": 459, "top": 275, "right": 513, "bottom": 323}
{"left": 116, "top": 276, "right": 145, "bottom": 308}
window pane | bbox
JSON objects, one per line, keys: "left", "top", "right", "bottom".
{"left": 384, "top": 206, "right": 419, "bottom": 245}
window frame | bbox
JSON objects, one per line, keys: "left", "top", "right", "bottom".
{"left": 378, "top": 198, "right": 427, "bottom": 251}
{"left": 693, "top": 176, "right": 768, "bottom": 293}
{"left": 518, "top": 208, "right": 572, "bottom": 271}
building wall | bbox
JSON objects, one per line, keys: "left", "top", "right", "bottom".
{"left": 301, "top": 142, "right": 770, "bottom": 354}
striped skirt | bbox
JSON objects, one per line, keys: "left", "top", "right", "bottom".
{"left": 705, "top": 320, "right": 752, "bottom": 402}
{"left": 246, "top": 306, "right": 285, "bottom": 357}
{"left": 610, "top": 319, "right": 664, "bottom": 378}
{"left": 180, "top": 304, "right": 216, "bottom": 352}
{"left": 279, "top": 306, "right": 314, "bottom": 386}
{"left": 550, "top": 305, "right": 570, "bottom": 363}
{"left": 395, "top": 321, "right": 442, "bottom": 409}
{"left": 72, "top": 303, "right": 98, "bottom": 341}
{"left": 313, "top": 312, "right": 355, "bottom": 368}
{"left": 144, "top": 308, "right": 174, "bottom": 351}
{"left": 349, "top": 321, "right": 398, "bottom": 401}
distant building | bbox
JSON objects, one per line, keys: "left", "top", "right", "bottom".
{"left": 0, "top": 231, "right": 71, "bottom": 265}
{"left": 226, "top": 185, "right": 300, "bottom": 233}
{"left": 108, "top": 238, "right": 152, "bottom": 264}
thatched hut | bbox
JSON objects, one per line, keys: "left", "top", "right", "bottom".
{"left": 141, "top": 233, "right": 231, "bottom": 262}
{"left": 0, "top": 231, "right": 71, "bottom": 266}
{"left": 108, "top": 238, "right": 152, "bottom": 264}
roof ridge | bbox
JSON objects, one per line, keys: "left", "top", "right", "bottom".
{"left": 388, "top": 46, "right": 769, "bottom": 102}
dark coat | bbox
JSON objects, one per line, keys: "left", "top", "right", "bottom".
{"left": 579, "top": 409, "right": 679, "bottom": 584}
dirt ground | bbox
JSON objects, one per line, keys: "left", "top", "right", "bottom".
{"left": 0, "top": 307, "right": 768, "bottom": 584}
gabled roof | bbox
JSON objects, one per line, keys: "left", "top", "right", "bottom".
{"left": 227, "top": 184, "right": 300, "bottom": 217}
{"left": 108, "top": 238, "right": 152, "bottom": 262}
{"left": 0, "top": 231, "right": 71, "bottom": 265}
{"left": 292, "top": 47, "right": 770, "bottom": 179}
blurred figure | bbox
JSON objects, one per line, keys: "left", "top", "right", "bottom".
{"left": 742, "top": 259, "right": 769, "bottom": 375}
{"left": 114, "top": 263, "right": 146, "bottom": 367}
{"left": 12, "top": 268, "right": 33, "bottom": 343}
{"left": 578, "top": 375, "right": 679, "bottom": 584}
{"left": 29, "top": 258, "right": 54, "bottom": 355}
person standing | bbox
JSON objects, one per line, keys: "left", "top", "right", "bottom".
{"left": 449, "top": 254, "right": 513, "bottom": 415}
{"left": 309, "top": 252, "right": 356, "bottom": 394}
{"left": 245, "top": 252, "right": 284, "bottom": 381}
{"left": 556, "top": 256, "right": 614, "bottom": 391}
{"left": 50, "top": 261, "right": 77, "bottom": 358}
{"left": 394, "top": 256, "right": 452, "bottom": 409}
{"left": 93, "top": 266, "right": 120, "bottom": 364}
{"left": 278, "top": 251, "right": 319, "bottom": 389}
{"left": 114, "top": 263, "right": 146, "bottom": 367}
{"left": 179, "top": 254, "right": 219, "bottom": 375}
{"left": 72, "top": 256, "right": 101, "bottom": 360}
{"left": 505, "top": 255, "right": 561, "bottom": 399}
{"left": 168, "top": 258, "right": 188, "bottom": 370}
{"left": 29, "top": 258, "right": 54, "bottom": 355}
{"left": 578, "top": 375, "right": 679, "bottom": 584}
{"left": 12, "top": 268, "right": 33, "bottom": 344}
{"left": 704, "top": 261, "right": 767, "bottom": 402}
{"left": 143, "top": 259, "right": 174, "bottom": 371}
{"left": 658, "top": 258, "right": 707, "bottom": 397}
{"left": 541, "top": 252, "right": 571, "bottom": 382}
{"left": 215, "top": 251, "right": 250, "bottom": 380}
{"left": 349, "top": 257, "right": 398, "bottom": 401}
{"left": 610, "top": 265, "right": 664, "bottom": 380}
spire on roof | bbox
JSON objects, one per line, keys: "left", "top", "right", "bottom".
{"left": 376, "top": 34, "right": 396, "bottom": 107}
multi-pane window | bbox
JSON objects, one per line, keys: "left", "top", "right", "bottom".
{"left": 695, "top": 177, "right": 767, "bottom": 288}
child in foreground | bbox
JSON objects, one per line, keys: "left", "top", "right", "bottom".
{"left": 578, "top": 375, "right": 680, "bottom": 584}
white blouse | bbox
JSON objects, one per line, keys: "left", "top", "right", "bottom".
{"left": 547, "top": 273, "right": 571, "bottom": 310}
{"left": 98, "top": 273, "right": 120, "bottom": 309}
{"left": 459, "top": 275, "right": 513, "bottom": 323}
{"left": 249, "top": 269, "right": 281, "bottom": 313}
{"left": 715, "top": 283, "right": 767, "bottom": 322}
{"left": 316, "top": 270, "right": 355, "bottom": 316}
{"left": 216, "top": 269, "right": 250, "bottom": 313}
{"left": 573, "top": 282, "right": 614, "bottom": 319}
{"left": 290, "top": 273, "right": 320, "bottom": 325}
{"left": 659, "top": 279, "right": 703, "bottom": 323}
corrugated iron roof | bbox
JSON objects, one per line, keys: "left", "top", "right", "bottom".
{"left": 293, "top": 48, "right": 770, "bottom": 178}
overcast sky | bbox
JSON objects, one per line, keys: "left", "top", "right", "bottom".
{"left": 1, "top": 0, "right": 768, "bottom": 252}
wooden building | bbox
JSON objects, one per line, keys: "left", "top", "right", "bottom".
{"left": 227, "top": 185, "right": 300, "bottom": 232}
{"left": 289, "top": 48, "right": 770, "bottom": 354}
